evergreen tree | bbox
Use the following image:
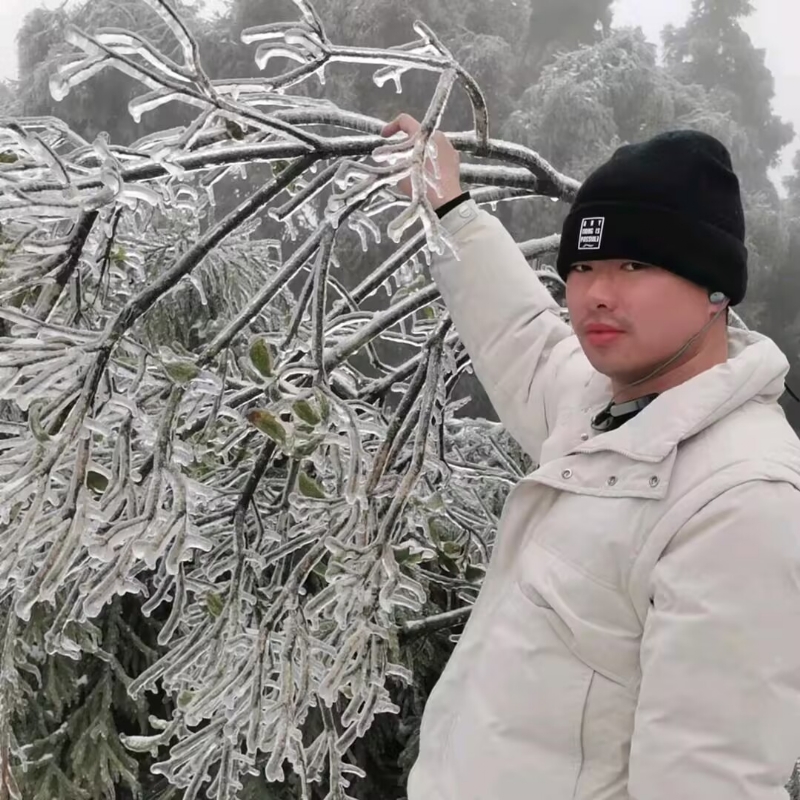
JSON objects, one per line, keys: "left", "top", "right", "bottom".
{"left": 518, "top": 0, "right": 613, "bottom": 81}
{"left": 663, "top": 0, "right": 793, "bottom": 189}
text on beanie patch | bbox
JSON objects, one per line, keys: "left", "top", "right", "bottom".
{"left": 578, "top": 217, "right": 605, "bottom": 250}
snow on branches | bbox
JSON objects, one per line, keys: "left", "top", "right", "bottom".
{"left": 0, "top": 0, "right": 575, "bottom": 796}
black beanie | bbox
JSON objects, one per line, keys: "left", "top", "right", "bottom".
{"left": 556, "top": 130, "right": 748, "bottom": 305}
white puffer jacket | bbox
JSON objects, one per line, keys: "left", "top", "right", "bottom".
{"left": 407, "top": 199, "right": 800, "bottom": 800}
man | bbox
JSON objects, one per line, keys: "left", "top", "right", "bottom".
{"left": 381, "top": 115, "right": 800, "bottom": 799}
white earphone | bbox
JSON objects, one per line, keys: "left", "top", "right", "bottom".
{"left": 709, "top": 291, "right": 728, "bottom": 305}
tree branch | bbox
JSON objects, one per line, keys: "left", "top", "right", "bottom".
{"left": 400, "top": 605, "right": 472, "bottom": 640}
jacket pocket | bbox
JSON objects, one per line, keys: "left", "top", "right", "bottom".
{"left": 441, "top": 582, "right": 594, "bottom": 800}
{"left": 517, "top": 540, "right": 642, "bottom": 692}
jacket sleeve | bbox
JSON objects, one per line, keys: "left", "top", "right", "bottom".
{"left": 628, "top": 479, "right": 800, "bottom": 800}
{"left": 430, "top": 199, "right": 574, "bottom": 463}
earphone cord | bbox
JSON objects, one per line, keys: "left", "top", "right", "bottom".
{"left": 610, "top": 303, "right": 729, "bottom": 405}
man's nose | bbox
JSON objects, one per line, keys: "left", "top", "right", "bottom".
{"left": 585, "top": 274, "right": 618, "bottom": 308}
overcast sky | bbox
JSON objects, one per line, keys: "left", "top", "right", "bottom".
{"left": 0, "top": 0, "right": 797, "bottom": 181}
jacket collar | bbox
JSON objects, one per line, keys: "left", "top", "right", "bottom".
{"left": 572, "top": 328, "right": 790, "bottom": 463}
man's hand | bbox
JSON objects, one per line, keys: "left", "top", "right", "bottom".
{"left": 380, "top": 113, "right": 463, "bottom": 211}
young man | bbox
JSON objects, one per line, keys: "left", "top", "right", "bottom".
{"left": 381, "top": 116, "right": 800, "bottom": 799}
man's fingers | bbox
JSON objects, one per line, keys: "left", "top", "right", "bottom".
{"left": 381, "top": 113, "right": 421, "bottom": 138}
{"left": 380, "top": 120, "right": 400, "bottom": 138}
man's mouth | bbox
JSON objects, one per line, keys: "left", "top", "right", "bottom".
{"left": 584, "top": 325, "right": 625, "bottom": 346}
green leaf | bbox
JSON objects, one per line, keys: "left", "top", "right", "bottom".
{"left": 224, "top": 119, "right": 246, "bottom": 140}
{"left": 249, "top": 338, "right": 273, "bottom": 378}
{"left": 111, "top": 246, "right": 127, "bottom": 266}
{"left": 465, "top": 565, "right": 486, "bottom": 582}
{"left": 427, "top": 517, "right": 446, "bottom": 546}
{"left": 442, "top": 540, "right": 463, "bottom": 558}
{"left": 315, "top": 390, "right": 331, "bottom": 422}
{"left": 394, "top": 546, "right": 424, "bottom": 567}
{"left": 294, "top": 435, "right": 325, "bottom": 458}
{"left": 246, "top": 410, "right": 287, "bottom": 444}
{"left": 86, "top": 470, "right": 109, "bottom": 495}
{"left": 293, "top": 399, "right": 320, "bottom": 426}
{"left": 0, "top": 152, "right": 17, "bottom": 164}
{"left": 312, "top": 560, "right": 328, "bottom": 579}
{"left": 177, "top": 690, "right": 194, "bottom": 708}
{"left": 438, "top": 552, "right": 459, "bottom": 577}
{"left": 206, "top": 592, "right": 224, "bottom": 618}
{"left": 298, "top": 471, "right": 326, "bottom": 499}
{"left": 426, "top": 492, "right": 445, "bottom": 511}
{"left": 164, "top": 360, "right": 200, "bottom": 384}
{"left": 28, "top": 402, "right": 50, "bottom": 443}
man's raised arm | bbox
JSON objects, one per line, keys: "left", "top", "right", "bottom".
{"left": 382, "top": 114, "right": 575, "bottom": 463}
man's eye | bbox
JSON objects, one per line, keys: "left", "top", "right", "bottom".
{"left": 572, "top": 264, "right": 591, "bottom": 273}
{"left": 622, "top": 261, "right": 649, "bottom": 271}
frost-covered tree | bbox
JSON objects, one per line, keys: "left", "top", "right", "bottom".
{"left": 0, "top": 0, "right": 576, "bottom": 797}
{"left": 518, "top": 0, "right": 613, "bottom": 80}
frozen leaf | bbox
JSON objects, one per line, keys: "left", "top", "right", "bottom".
{"left": 178, "top": 690, "right": 195, "bottom": 707}
{"left": 247, "top": 409, "right": 287, "bottom": 444}
{"left": 249, "top": 338, "right": 274, "bottom": 377}
{"left": 294, "top": 434, "right": 325, "bottom": 457}
{"left": 298, "top": 470, "right": 326, "bottom": 499}
{"left": 206, "top": 592, "right": 224, "bottom": 617}
{"left": 465, "top": 565, "right": 486, "bottom": 582}
{"left": 163, "top": 360, "right": 200, "bottom": 384}
{"left": 315, "top": 389, "right": 331, "bottom": 422}
{"left": 86, "top": 470, "right": 110, "bottom": 495}
{"left": 293, "top": 399, "right": 320, "bottom": 426}
{"left": 28, "top": 401, "right": 50, "bottom": 443}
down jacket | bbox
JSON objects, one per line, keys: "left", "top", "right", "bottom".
{"left": 406, "top": 199, "right": 800, "bottom": 800}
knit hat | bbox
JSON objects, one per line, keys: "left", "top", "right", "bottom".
{"left": 556, "top": 130, "right": 748, "bottom": 305}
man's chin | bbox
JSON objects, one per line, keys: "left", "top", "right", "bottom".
{"left": 581, "top": 347, "right": 621, "bottom": 373}
{"left": 582, "top": 350, "right": 646, "bottom": 385}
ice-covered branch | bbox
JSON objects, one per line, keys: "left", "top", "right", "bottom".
{"left": 0, "top": 0, "right": 571, "bottom": 796}
{"left": 401, "top": 606, "right": 472, "bottom": 639}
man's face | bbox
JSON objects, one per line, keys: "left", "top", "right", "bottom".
{"left": 565, "top": 259, "right": 715, "bottom": 385}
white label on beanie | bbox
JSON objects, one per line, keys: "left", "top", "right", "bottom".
{"left": 578, "top": 217, "right": 605, "bottom": 250}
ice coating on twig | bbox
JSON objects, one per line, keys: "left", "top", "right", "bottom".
{"left": 0, "top": 0, "right": 574, "bottom": 796}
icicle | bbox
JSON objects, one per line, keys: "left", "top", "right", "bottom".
{"left": 373, "top": 66, "right": 405, "bottom": 94}
{"left": 188, "top": 274, "right": 208, "bottom": 307}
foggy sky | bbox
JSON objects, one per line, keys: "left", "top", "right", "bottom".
{"left": 0, "top": 0, "right": 797, "bottom": 180}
